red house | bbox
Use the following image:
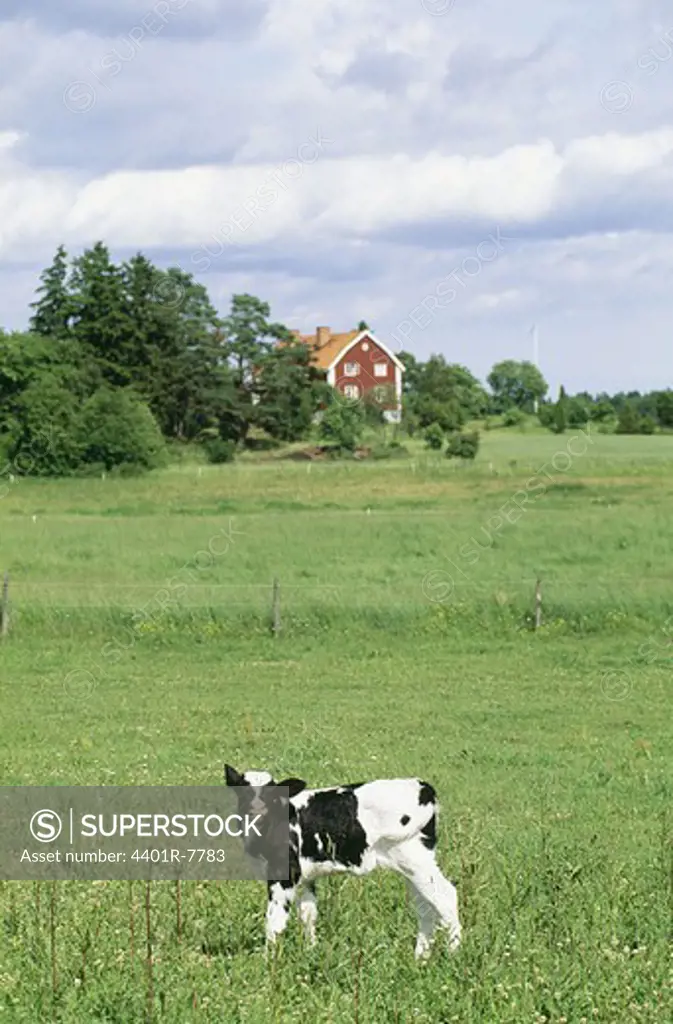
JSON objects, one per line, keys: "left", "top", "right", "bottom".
{"left": 293, "top": 326, "right": 404, "bottom": 422}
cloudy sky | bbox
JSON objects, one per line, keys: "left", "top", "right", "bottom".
{"left": 1, "top": 0, "right": 672, "bottom": 395}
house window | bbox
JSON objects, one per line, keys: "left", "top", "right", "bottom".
{"left": 362, "top": 342, "right": 369, "bottom": 351}
{"left": 374, "top": 385, "right": 388, "bottom": 401}
{"left": 373, "top": 362, "right": 387, "bottom": 377}
{"left": 343, "top": 384, "right": 360, "bottom": 399}
{"left": 344, "top": 361, "right": 359, "bottom": 376}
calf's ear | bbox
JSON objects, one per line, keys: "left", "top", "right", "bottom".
{"left": 277, "top": 777, "right": 306, "bottom": 798}
{"left": 224, "top": 763, "right": 245, "bottom": 787}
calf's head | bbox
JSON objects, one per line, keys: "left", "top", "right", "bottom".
{"left": 224, "top": 763, "right": 306, "bottom": 874}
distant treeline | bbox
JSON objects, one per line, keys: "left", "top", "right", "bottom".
{"left": 0, "top": 243, "right": 670, "bottom": 476}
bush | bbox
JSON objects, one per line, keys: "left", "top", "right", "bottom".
{"left": 370, "top": 442, "right": 409, "bottom": 460}
{"left": 446, "top": 430, "right": 480, "bottom": 460}
{"left": 79, "top": 387, "right": 165, "bottom": 472}
{"left": 204, "top": 438, "right": 236, "bottom": 463}
{"left": 6, "top": 377, "right": 85, "bottom": 475}
{"left": 503, "top": 406, "right": 525, "bottom": 427}
{"left": 319, "top": 398, "right": 365, "bottom": 452}
{"left": 424, "top": 422, "right": 445, "bottom": 450}
{"left": 639, "top": 415, "right": 656, "bottom": 435}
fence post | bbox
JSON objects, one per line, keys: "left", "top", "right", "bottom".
{"left": 1, "top": 572, "right": 9, "bottom": 639}
{"left": 272, "top": 578, "right": 281, "bottom": 636}
{"left": 534, "top": 578, "right": 542, "bottom": 629}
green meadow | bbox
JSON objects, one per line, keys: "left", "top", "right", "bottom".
{"left": 1, "top": 429, "right": 672, "bottom": 1022}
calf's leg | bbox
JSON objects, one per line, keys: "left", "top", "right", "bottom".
{"left": 297, "top": 883, "right": 318, "bottom": 945}
{"left": 391, "top": 841, "right": 462, "bottom": 957}
{"left": 266, "top": 881, "right": 296, "bottom": 947}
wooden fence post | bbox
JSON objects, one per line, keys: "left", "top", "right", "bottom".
{"left": 1, "top": 572, "right": 9, "bottom": 639}
{"left": 272, "top": 578, "right": 281, "bottom": 636}
{"left": 534, "top": 578, "right": 542, "bottom": 629}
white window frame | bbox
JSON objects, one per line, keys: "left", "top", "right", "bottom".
{"left": 343, "top": 383, "right": 360, "bottom": 399}
{"left": 374, "top": 385, "right": 388, "bottom": 402}
{"left": 373, "top": 362, "right": 388, "bottom": 377}
{"left": 344, "top": 361, "right": 359, "bottom": 376}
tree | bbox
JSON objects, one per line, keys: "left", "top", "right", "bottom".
{"left": 487, "top": 359, "right": 548, "bottom": 413}
{"left": 400, "top": 354, "right": 487, "bottom": 433}
{"left": 616, "top": 401, "right": 642, "bottom": 434}
{"left": 68, "top": 241, "right": 133, "bottom": 388}
{"left": 220, "top": 293, "right": 290, "bottom": 441}
{"left": 6, "top": 376, "right": 85, "bottom": 475}
{"left": 565, "top": 394, "right": 590, "bottom": 427}
{"left": 654, "top": 390, "right": 673, "bottom": 428}
{"left": 318, "top": 398, "right": 365, "bottom": 452}
{"left": 28, "top": 244, "right": 74, "bottom": 342}
{"left": 590, "top": 395, "right": 615, "bottom": 422}
{"left": 416, "top": 396, "right": 464, "bottom": 433}
{"left": 357, "top": 320, "right": 370, "bottom": 331}
{"left": 253, "top": 341, "right": 328, "bottom": 441}
{"left": 134, "top": 265, "right": 229, "bottom": 441}
{"left": 78, "top": 387, "right": 165, "bottom": 472}
{"left": 398, "top": 351, "right": 423, "bottom": 398}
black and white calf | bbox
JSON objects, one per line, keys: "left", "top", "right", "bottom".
{"left": 224, "top": 764, "right": 462, "bottom": 959}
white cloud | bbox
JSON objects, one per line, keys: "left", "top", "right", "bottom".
{"left": 2, "top": 127, "right": 673, "bottom": 261}
{"left": 1, "top": 0, "right": 673, "bottom": 394}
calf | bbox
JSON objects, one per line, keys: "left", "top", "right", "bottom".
{"left": 224, "top": 763, "right": 462, "bottom": 959}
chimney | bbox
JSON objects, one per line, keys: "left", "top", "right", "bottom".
{"left": 316, "top": 326, "right": 330, "bottom": 348}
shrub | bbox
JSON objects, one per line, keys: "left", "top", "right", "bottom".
{"left": 6, "top": 377, "right": 85, "bottom": 475}
{"left": 319, "top": 398, "right": 365, "bottom": 452}
{"left": 424, "top": 422, "right": 445, "bottom": 450}
{"left": 370, "top": 442, "right": 409, "bottom": 459}
{"left": 446, "top": 430, "right": 480, "bottom": 460}
{"left": 204, "top": 438, "right": 236, "bottom": 463}
{"left": 503, "top": 406, "right": 525, "bottom": 427}
{"left": 78, "top": 387, "right": 165, "bottom": 472}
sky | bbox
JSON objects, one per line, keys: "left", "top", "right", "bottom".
{"left": 1, "top": 0, "right": 672, "bottom": 396}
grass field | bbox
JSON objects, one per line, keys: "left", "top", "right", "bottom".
{"left": 1, "top": 428, "right": 672, "bottom": 1022}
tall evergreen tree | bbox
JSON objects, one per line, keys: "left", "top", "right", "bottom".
{"left": 68, "top": 241, "right": 133, "bottom": 388}
{"left": 28, "top": 244, "right": 73, "bottom": 341}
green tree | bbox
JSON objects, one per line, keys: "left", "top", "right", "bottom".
{"left": 68, "top": 241, "right": 134, "bottom": 388}
{"left": 654, "top": 390, "right": 673, "bottom": 428}
{"left": 138, "top": 265, "right": 229, "bottom": 441}
{"left": 28, "top": 244, "right": 73, "bottom": 342}
{"left": 487, "top": 359, "right": 548, "bottom": 413}
{"left": 397, "top": 351, "right": 422, "bottom": 397}
{"left": 616, "top": 401, "right": 642, "bottom": 434}
{"left": 319, "top": 398, "right": 365, "bottom": 452}
{"left": 550, "top": 385, "right": 568, "bottom": 434}
{"left": 416, "top": 396, "right": 464, "bottom": 433}
{"left": 253, "top": 341, "right": 328, "bottom": 441}
{"left": 590, "top": 395, "right": 615, "bottom": 422}
{"left": 221, "top": 293, "right": 290, "bottom": 441}
{"left": 78, "top": 387, "right": 165, "bottom": 472}
{"left": 6, "top": 376, "right": 84, "bottom": 475}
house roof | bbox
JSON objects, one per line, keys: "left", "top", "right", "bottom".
{"left": 288, "top": 328, "right": 405, "bottom": 372}
{"left": 295, "top": 329, "right": 358, "bottom": 369}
